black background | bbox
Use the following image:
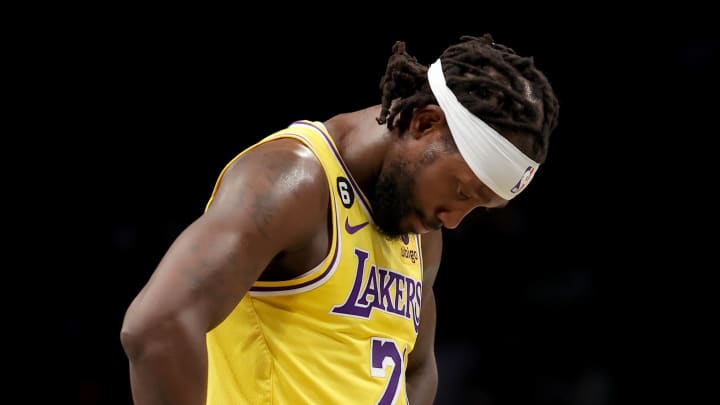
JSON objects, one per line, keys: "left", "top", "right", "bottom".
{"left": 46, "top": 6, "right": 717, "bottom": 405}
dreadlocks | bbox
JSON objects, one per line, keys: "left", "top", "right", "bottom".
{"left": 376, "top": 34, "right": 560, "bottom": 163}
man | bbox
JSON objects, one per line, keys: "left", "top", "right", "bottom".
{"left": 121, "top": 34, "right": 560, "bottom": 404}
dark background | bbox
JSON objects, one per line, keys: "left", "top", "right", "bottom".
{"left": 49, "top": 7, "right": 717, "bottom": 405}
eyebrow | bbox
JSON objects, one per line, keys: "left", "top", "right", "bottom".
{"left": 459, "top": 171, "right": 504, "bottom": 207}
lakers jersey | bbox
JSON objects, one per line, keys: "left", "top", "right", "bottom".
{"left": 205, "top": 120, "right": 424, "bottom": 404}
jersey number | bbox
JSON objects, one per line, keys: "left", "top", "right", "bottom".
{"left": 336, "top": 177, "right": 354, "bottom": 208}
{"left": 371, "top": 337, "right": 407, "bottom": 405}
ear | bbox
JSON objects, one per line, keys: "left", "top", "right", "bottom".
{"left": 409, "top": 105, "right": 446, "bottom": 139}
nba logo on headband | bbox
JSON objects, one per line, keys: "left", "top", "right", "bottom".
{"left": 511, "top": 166, "right": 535, "bottom": 194}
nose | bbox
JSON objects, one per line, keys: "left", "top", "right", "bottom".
{"left": 436, "top": 208, "right": 472, "bottom": 229}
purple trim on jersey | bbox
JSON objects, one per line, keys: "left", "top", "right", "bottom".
{"left": 249, "top": 206, "right": 340, "bottom": 292}
{"left": 291, "top": 120, "right": 373, "bottom": 215}
{"left": 414, "top": 233, "right": 423, "bottom": 272}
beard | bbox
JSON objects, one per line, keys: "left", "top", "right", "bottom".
{"left": 369, "top": 159, "right": 422, "bottom": 239}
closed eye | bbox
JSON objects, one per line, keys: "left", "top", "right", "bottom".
{"left": 457, "top": 189, "right": 470, "bottom": 201}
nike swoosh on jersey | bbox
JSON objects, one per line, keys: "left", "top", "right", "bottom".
{"left": 345, "top": 217, "right": 369, "bottom": 234}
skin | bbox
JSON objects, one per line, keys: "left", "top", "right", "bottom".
{"left": 120, "top": 104, "right": 521, "bottom": 405}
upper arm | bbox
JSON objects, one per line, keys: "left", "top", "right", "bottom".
{"left": 420, "top": 230, "right": 442, "bottom": 289}
{"left": 123, "top": 138, "right": 329, "bottom": 335}
{"left": 407, "top": 230, "right": 443, "bottom": 371}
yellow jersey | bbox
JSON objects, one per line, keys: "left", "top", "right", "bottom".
{"left": 205, "top": 120, "right": 424, "bottom": 404}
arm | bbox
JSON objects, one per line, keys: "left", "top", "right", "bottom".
{"left": 406, "top": 229, "right": 443, "bottom": 405}
{"left": 119, "top": 139, "right": 328, "bottom": 405}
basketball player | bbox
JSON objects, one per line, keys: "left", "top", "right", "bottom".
{"left": 120, "top": 34, "right": 560, "bottom": 404}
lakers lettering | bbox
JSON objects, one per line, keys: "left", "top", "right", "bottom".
{"left": 331, "top": 248, "right": 422, "bottom": 333}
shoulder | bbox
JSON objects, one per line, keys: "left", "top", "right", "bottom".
{"left": 206, "top": 137, "right": 330, "bottom": 248}
{"left": 222, "top": 137, "right": 328, "bottom": 200}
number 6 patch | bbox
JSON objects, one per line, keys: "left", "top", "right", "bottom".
{"left": 336, "top": 177, "right": 354, "bottom": 208}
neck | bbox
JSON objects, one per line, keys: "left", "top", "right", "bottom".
{"left": 323, "top": 105, "right": 394, "bottom": 199}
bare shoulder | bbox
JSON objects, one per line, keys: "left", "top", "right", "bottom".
{"left": 206, "top": 137, "right": 330, "bottom": 250}
{"left": 221, "top": 137, "right": 327, "bottom": 200}
{"left": 421, "top": 230, "right": 443, "bottom": 287}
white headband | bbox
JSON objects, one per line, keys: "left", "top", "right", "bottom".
{"left": 427, "top": 59, "right": 539, "bottom": 200}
